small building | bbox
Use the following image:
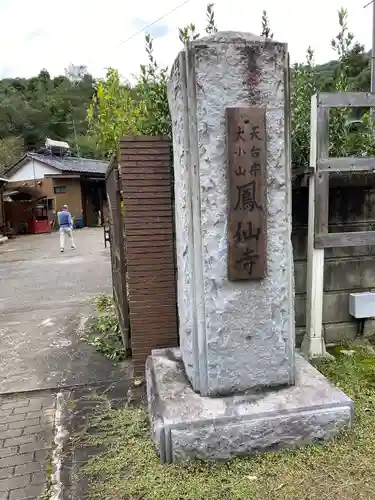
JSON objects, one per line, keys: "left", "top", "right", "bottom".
{"left": 4, "top": 140, "right": 109, "bottom": 234}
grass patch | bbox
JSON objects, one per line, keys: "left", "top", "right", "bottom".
{"left": 73, "top": 345, "right": 375, "bottom": 499}
{"left": 84, "top": 295, "right": 126, "bottom": 362}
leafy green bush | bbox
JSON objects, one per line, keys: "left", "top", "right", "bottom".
{"left": 85, "top": 295, "right": 126, "bottom": 362}
{"left": 96, "top": 294, "right": 114, "bottom": 313}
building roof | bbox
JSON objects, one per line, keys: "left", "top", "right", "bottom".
{"left": 6, "top": 153, "right": 109, "bottom": 178}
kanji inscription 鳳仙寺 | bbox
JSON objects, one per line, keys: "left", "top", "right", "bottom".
{"left": 226, "top": 106, "right": 267, "bottom": 280}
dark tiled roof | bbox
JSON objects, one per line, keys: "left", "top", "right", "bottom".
{"left": 28, "top": 153, "right": 109, "bottom": 175}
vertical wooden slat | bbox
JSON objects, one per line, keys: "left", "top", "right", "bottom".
{"left": 0, "top": 183, "right": 4, "bottom": 227}
{"left": 303, "top": 95, "right": 330, "bottom": 358}
{"left": 105, "top": 160, "right": 130, "bottom": 350}
{"left": 314, "top": 107, "right": 329, "bottom": 234}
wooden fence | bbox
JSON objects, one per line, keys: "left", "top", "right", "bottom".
{"left": 303, "top": 91, "right": 375, "bottom": 358}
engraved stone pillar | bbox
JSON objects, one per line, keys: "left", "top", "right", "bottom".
{"left": 168, "top": 32, "right": 295, "bottom": 397}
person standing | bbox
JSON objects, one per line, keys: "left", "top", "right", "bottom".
{"left": 57, "top": 204, "right": 76, "bottom": 252}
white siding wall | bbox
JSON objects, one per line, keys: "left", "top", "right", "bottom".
{"left": 7, "top": 160, "right": 59, "bottom": 182}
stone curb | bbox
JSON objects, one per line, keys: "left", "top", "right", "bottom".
{"left": 47, "top": 379, "right": 140, "bottom": 499}
{"left": 51, "top": 391, "right": 71, "bottom": 500}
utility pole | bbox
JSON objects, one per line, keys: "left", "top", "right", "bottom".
{"left": 72, "top": 119, "right": 81, "bottom": 158}
{"left": 372, "top": 0, "right": 375, "bottom": 95}
{"left": 365, "top": 0, "right": 375, "bottom": 121}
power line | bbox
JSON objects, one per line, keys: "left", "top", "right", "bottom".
{"left": 62, "top": 0, "right": 201, "bottom": 80}
{"left": 364, "top": 0, "right": 375, "bottom": 124}
{"left": 50, "top": 120, "right": 86, "bottom": 124}
{"left": 115, "top": 0, "right": 194, "bottom": 48}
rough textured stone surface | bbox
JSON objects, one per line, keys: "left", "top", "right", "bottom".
{"left": 168, "top": 53, "right": 195, "bottom": 386}
{"left": 146, "top": 348, "right": 353, "bottom": 463}
{"left": 168, "top": 32, "right": 295, "bottom": 396}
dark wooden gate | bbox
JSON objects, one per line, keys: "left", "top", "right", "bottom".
{"left": 106, "top": 159, "right": 130, "bottom": 349}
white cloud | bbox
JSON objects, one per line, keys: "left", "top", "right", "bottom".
{"left": 131, "top": 18, "right": 169, "bottom": 39}
{"left": 0, "top": 0, "right": 373, "bottom": 79}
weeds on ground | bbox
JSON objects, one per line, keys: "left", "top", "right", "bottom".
{"left": 84, "top": 295, "right": 126, "bottom": 362}
{"left": 96, "top": 294, "right": 114, "bottom": 313}
{"left": 38, "top": 486, "right": 52, "bottom": 500}
{"left": 38, "top": 455, "right": 53, "bottom": 500}
{"left": 72, "top": 344, "right": 375, "bottom": 500}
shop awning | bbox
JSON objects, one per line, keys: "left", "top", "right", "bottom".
{"left": 4, "top": 185, "right": 45, "bottom": 201}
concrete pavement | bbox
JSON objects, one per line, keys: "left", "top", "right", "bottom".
{"left": 0, "top": 228, "right": 115, "bottom": 394}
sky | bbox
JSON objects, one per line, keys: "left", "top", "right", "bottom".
{"left": 0, "top": 0, "right": 374, "bottom": 81}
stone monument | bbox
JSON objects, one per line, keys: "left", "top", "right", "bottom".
{"left": 146, "top": 32, "right": 353, "bottom": 463}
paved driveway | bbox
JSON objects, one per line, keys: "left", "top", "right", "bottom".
{"left": 0, "top": 228, "right": 119, "bottom": 394}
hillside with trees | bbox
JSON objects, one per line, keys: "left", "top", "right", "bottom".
{"left": 315, "top": 47, "right": 370, "bottom": 92}
{"left": 0, "top": 65, "right": 99, "bottom": 173}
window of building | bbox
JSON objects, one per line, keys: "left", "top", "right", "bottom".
{"left": 54, "top": 186, "right": 67, "bottom": 194}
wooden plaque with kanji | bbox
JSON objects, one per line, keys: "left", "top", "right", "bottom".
{"left": 226, "top": 106, "right": 267, "bottom": 281}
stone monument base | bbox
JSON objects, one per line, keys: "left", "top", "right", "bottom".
{"left": 146, "top": 348, "right": 353, "bottom": 463}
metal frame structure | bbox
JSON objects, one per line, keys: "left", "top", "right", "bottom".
{"left": 302, "top": 92, "right": 375, "bottom": 358}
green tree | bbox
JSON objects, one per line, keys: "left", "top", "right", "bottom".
{"left": 179, "top": 3, "right": 217, "bottom": 43}
{"left": 0, "top": 136, "right": 24, "bottom": 174}
{"left": 87, "top": 34, "right": 171, "bottom": 155}
{"left": 261, "top": 10, "right": 273, "bottom": 40}
{"left": 0, "top": 66, "right": 96, "bottom": 156}
{"left": 66, "top": 133, "right": 103, "bottom": 159}
{"left": 291, "top": 7, "right": 375, "bottom": 168}
{"left": 291, "top": 47, "right": 317, "bottom": 169}
{"left": 179, "top": 23, "right": 200, "bottom": 44}
{"left": 205, "top": 3, "right": 218, "bottom": 35}
{"left": 88, "top": 3, "right": 219, "bottom": 156}
{"left": 136, "top": 34, "right": 170, "bottom": 136}
{"left": 87, "top": 68, "right": 144, "bottom": 156}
